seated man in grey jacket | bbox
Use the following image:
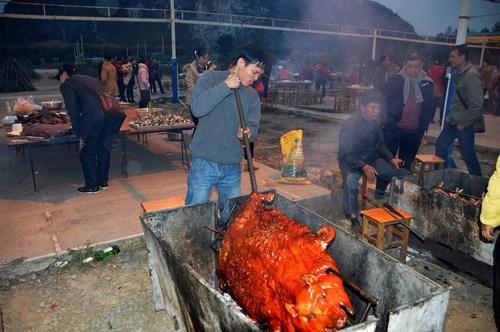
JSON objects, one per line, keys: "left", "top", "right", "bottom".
{"left": 185, "top": 45, "right": 267, "bottom": 220}
{"left": 338, "top": 92, "right": 408, "bottom": 231}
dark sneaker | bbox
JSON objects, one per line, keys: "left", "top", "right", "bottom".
{"left": 374, "top": 190, "right": 386, "bottom": 201}
{"left": 99, "top": 182, "right": 109, "bottom": 190}
{"left": 351, "top": 219, "right": 361, "bottom": 237}
{"left": 77, "top": 186, "right": 100, "bottom": 194}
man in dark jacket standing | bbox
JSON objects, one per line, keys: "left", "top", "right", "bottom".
{"left": 339, "top": 92, "right": 407, "bottom": 230}
{"left": 57, "top": 64, "right": 125, "bottom": 193}
{"left": 435, "top": 45, "right": 483, "bottom": 176}
{"left": 382, "top": 52, "right": 435, "bottom": 170}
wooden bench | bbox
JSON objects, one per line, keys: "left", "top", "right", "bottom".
{"left": 360, "top": 207, "right": 413, "bottom": 263}
{"left": 141, "top": 197, "right": 185, "bottom": 213}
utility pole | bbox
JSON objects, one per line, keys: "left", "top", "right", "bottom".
{"left": 456, "top": 0, "right": 470, "bottom": 45}
{"left": 161, "top": 33, "right": 165, "bottom": 54}
{"left": 80, "top": 34, "right": 84, "bottom": 58}
{"left": 170, "top": 0, "right": 179, "bottom": 103}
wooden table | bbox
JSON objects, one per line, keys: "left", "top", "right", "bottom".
{"left": 5, "top": 106, "right": 195, "bottom": 191}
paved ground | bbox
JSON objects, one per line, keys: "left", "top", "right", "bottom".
{"left": 0, "top": 80, "right": 498, "bottom": 331}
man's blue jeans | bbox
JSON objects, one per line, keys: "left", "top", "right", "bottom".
{"left": 435, "top": 123, "right": 482, "bottom": 176}
{"left": 185, "top": 158, "right": 241, "bottom": 221}
{"left": 340, "top": 159, "right": 409, "bottom": 217}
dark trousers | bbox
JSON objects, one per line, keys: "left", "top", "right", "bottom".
{"left": 139, "top": 89, "right": 151, "bottom": 108}
{"left": 495, "top": 237, "right": 500, "bottom": 329}
{"left": 150, "top": 75, "right": 165, "bottom": 94}
{"left": 79, "top": 118, "right": 115, "bottom": 188}
{"left": 435, "top": 123, "right": 482, "bottom": 176}
{"left": 125, "top": 79, "right": 135, "bottom": 103}
{"left": 117, "top": 79, "right": 126, "bottom": 102}
{"left": 315, "top": 77, "right": 326, "bottom": 97}
{"left": 384, "top": 126, "right": 423, "bottom": 170}
{"left": 341, "top": 159, "right": 408, "bottom": 217}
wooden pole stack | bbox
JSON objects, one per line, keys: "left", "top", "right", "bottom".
{"left": 0, "top": 59, "right": 35, "bottom": 93}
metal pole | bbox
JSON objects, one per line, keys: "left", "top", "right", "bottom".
{"left": 441, "top": 72, "right": 452, "bottom": 130}
{"left": 80, "top": 34, "right": 84, "bottom": 58}
{"left": 456, "top": 0, "right": 470, "bottom": 45}
{"left": 170, "top": 0, "right": 179, "bottom": 103}
{"left": 479, "top": 42, "right": 486, "bottom": 66}
{"left": 233, "top": 89, "right": 258, "bottom": 192}
{"left": 161, "top": 33, "right": 165, "bottom": 54}
{"left": 371, "top": 30, "right": 377, "bottom": 62}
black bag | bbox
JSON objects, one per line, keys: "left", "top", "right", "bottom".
{"left": 456, "top": 89, "right": 485, "bottom": 133}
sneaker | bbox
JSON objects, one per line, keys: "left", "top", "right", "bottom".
{"left": 99, "top": 182, "right": 109, "bottom": 190}
{"left": 77, "top": 186, "right": 100, "bottom": 194}
{"left": 374, "top": 190, "right": 385, "bottom": 201}
{"left": 351, "top": 221, "right": 362, "bottom": 237}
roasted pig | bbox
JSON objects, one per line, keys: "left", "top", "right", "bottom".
{"left": 218, "top": 192, "right": 353, "bottom": 332}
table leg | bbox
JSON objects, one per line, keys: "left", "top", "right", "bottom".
{"left": 121, "top": 135, "right": 128, "bottom": 178}
{"left": 28, "top": 145, "right": 38, "bottom": 192}
{"left": 400, "top": 220, "right": 410, "bottom": 262}
{"left": 180, "top": 131, "right": 190, "bottom": 169}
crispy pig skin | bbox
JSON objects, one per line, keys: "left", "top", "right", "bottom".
{"left": 218, "top": 192, "right": 353, "bottom": 332}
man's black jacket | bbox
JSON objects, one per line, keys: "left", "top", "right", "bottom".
{"left": 338, "top": 112, "right": 394, "bottom": 171}
{"left": 60, "top": 74, "right": 124, "bottom": 138}
{"left": 382, "top": 75, "right": 435, "bottom": 131}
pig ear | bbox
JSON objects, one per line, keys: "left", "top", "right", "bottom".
{"left": 302, "top": 273, "right": 318, "bottom": 286}
{"left": 317, "top": 224, "right": 336, "bottom": 248}
{"left": 285, "top": 303, "right": 298, "bottom": 318}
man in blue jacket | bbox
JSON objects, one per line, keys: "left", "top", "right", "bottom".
{"left": 186, "top": 45, "right": 266, "bottom": 220}
{"left": 339, "top": 92, "right": 408, "bottom": 230}
{"left": 57, "top": 64, "right": 125, "bottom": 193}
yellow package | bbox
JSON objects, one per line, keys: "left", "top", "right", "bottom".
{"left": 277, "top": 129, "right": 310, "bottom": 185}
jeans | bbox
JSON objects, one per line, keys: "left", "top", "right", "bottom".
{"left": 151, "top": 75, "right": 165, "bottom": 94}
{"left": 80, "top": 118, "right": 116, "bottom": 188}
{"left": 435, "top": 123, "right": 482, "bottom": 176}
{"left": 384, "top": 126, "right": 423, "bottom": 170}
{"left": 139, "top": 89, "right": 151, "bottom": 108}
{"left": 341, "top": 159, "right": 409, "bottom": 217}
{"left": 315, "top": 78, "right": 326, "bottom": 97}
{"left": 117, "top": 79, "right": 126, "bottom": 102}
{"left": 125, "top": 79, "right": 135, "bottom": 102}
{"left": 185, "top": 158, "right": 241, "bottom": 221}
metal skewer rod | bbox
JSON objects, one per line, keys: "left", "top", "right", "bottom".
{"left": 233, "top": 88, "right": 258, "bottom": 193}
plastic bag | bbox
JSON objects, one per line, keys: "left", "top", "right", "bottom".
{"left": 277, "top": 129, "right": 311, "bottom": 185}
{"left": 14, "top": 96, "right": 42, "bottom": 115}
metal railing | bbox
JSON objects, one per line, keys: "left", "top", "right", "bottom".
{"left": 2, "top": 0, "right": 498, "bottom": 49}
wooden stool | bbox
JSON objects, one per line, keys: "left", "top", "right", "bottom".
{"left": 411, "top": 154, "right": 445, "bottom": 186}
{"left": 141, "top": 197, "right": 185, "bottom": 213}
{"left": 360, "top": 207, "right": 413, "bottom": 262}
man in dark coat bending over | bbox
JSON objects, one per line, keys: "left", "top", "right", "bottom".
{"left": 338, "top": 92, "right": 408, "bottom": 231}
{"left": 57, "top": 64, "right": 125, "bottom": 193}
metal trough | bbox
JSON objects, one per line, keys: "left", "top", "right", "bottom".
{"left": 388, "top": 169, "right": 492, "bottom": 266}
{"left": 141, "top": 193, "right": 449, "bottom": 332}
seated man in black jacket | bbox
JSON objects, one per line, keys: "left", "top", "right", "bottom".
{"left": 338, "top": 92, "right": 408, "bottom": 231}
{"left": 57, "top": 64, "right": 125, "bottom": 193}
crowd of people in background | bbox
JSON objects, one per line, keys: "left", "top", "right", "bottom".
{"left": 97, "top": 55, "right": 167, "bottom": 108}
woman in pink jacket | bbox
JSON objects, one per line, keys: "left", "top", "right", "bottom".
{"left": 137, "top": 58, "right": 150, "bottom": 108}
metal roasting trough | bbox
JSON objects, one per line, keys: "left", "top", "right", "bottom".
{"left": 388, "top": 169, "right": 491, "bottom": 266}
{"left": 141, "top": 192, "right": 450, "bottom": 332}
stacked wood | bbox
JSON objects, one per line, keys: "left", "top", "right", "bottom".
{"left": 0, "top": 59, "right": 35, "bottom": 93}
